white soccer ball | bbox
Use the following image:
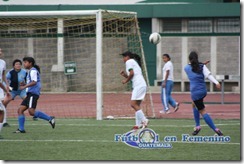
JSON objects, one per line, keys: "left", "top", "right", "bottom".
{"left": 149, "top": 32, "right": 161, "bottom": 44}
{"left": 106, "top": 115, "right": 114, "bottom": 120}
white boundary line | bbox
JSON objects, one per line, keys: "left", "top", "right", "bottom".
{"left": 0, "top": 139, "right": 240, "bottom": 145}
{"left": 6, "top": 123, "right": 240, "bottom": 127}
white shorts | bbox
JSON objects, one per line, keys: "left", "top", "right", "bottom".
{"left": 131, "top": 86, "right": 147, "bottom": 100}
{"left": 0, "top": 88, "right": 4, "bottom": 101}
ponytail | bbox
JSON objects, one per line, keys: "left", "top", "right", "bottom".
{"left": 189, "top": 51, "right": 202, "bottom": 73}
{"left": 23, "top": 56, "right": 41, "bottom": 74}
{"left": 132, "top": 53, "right": 142, "bottom": 67}
{"left": 121, "top": 51, "right": 142, "bottom": 67}
{"left": 34, "top": 64, "right": 41, "bottom": 74}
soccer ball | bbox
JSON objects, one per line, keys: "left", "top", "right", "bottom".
{"left": 106, "top": 115, "right": 114, "bottom": 120}
{"left": 149, "top": 32, "right": 161, "bottom": 44}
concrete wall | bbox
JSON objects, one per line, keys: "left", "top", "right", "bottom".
{"left": 156, "top": 36, "right": 240, "bottom": 92}
{"left": 0, "top": 37, "right": 131, "bottom": 92}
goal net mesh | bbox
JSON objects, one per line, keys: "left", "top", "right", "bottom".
{"left": 0, "top": 10, "right": 154, "bottom": 119}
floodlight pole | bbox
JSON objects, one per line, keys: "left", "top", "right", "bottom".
{"left": 96, "top": 10, "right": 103, "bottom": 120}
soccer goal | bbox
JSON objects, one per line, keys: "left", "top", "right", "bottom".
{"left": 0, "top": 10, "right": 155, "bottom": 120}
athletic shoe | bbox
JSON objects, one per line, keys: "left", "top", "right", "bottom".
{"left": 33, "top": 116, "right": 38, "bottom": 121}
{"left": 49, "top": 116, "right": 55, "bottom": 129}
{"left": 192, "top": 126, "right": 201, "bottom": 135}
{"left": 13, "top": 129, "right": 26, "bottom": 133}
{"left": 3, "top": 122, "right": 10, "bottom": 127}
{"left": 141, "top": 119, "right": 149, "bottom": 129}
{"left": 174, "top": 102, "right": 180, "bottom": 112}
{"left": 159, "top": 110, "right": 165, "bottom": 114}
{"left": 215, "top": 128, "right": 223, "bottom": 136}
{"left": 166, "top": 110, "right": 171, "bottom": 114}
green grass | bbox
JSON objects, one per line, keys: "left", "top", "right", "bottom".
{"left": 0, "top": 118, "right": 240, "bottom": 160}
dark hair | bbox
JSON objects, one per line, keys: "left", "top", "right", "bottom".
{"left": 12, "top": 59, "right": 22, "bottom": 67}
{"left": 121, "top": 51, "right": 142, "bottom": 67}
{"left": 23, "top": 57, "right": 41, "bottom": 74}
{"left": 163, "top": 54, "right": 171, "bottom": 60}
{"left": 188, "top": 51, "right": 203, "bottom": 73}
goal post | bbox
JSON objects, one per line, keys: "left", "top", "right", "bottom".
{"left": 96, "top": 10, "right": 103, "bottom": 120}
{"left": 0, "top": 10, "right": 155, "bottom": 120}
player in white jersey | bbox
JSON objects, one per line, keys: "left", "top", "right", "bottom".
{"left": 120, "top": 51, "right": 149, "bottom": 130}
{"left": 161, "top": 54, "right": 180, "bottom": 114}
{"left": 0, "top": 49, "right": 11, "bottom": 138}
{"left": 0, "top": 48, "right": 11, "bottom": 128}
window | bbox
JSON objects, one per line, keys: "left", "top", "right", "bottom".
{"left": 162, "top": 19, "right": 182, "bottom": 33}
{"left": 188, "top": 19, "right": 212, "bottom": 33}
{"left": 217, "top": 18, "right": 240, "bottom": 33}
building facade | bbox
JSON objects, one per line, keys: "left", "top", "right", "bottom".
{"left": 0, "top": 0, "right": 240, "bottom": 92}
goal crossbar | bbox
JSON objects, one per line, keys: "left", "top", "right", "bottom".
{"left": 0, "top": 10, "right": 137, "bottom": 17}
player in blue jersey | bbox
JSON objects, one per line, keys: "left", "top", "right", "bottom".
{"left": 14, "top": 57, "right": 55, "bottom": 133}
{"left": 184, "top": 51, "right": 223, "bottom": 136}
{"left": 120, "top": 51, "right": 149, "bottom": 130}
{"left": 4, "top": 59, "right": 38, "bottom": 127}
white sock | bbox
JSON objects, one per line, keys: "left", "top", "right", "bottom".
{"left": 135, "top": 112, "right": 140, "bottom": 126}
{"left": 0, "top": 122, "right": 3, "bottom": 133}
{"left": 0, "top": 102, "right": 6, "bottom": 125}
{"left": 136, "top": 109, "right": 146, "bottom": 125}
{"left": 3, "top": 106, "right": 6, "bottom": 124}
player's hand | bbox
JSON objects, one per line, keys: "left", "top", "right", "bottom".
{"left": 19, "top": 82, "right": 25, "bottom": 86}
{"left": 19, "top": 85, "right": 26, "bottom": 90}
{"left": 120, "top": 70, "right": 126, "bottom": 76}
{"left": 203, "top": 60, "right": 210, "bottom": 65}
{"left": 216, "top": 83, "right": 221, "bottom": 89}
{"left": 6, "top": 91, "right": 11, "bottom": 98}
{"left": 162, "top": 82, "right": 166, "bottom": 88}
{"left": 122, "top": 79, "right": 127, "bottom": 84}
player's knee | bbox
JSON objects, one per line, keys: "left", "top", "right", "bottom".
{"left": 28, "top": 109, "right": 35, "bottom": 116}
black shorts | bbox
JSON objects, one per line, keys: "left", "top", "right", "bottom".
{"left": 193, "top": 96, "right": 206, "bottom": 111}
{"left": 21, "top": 93, "right": 39, "bottom": 109}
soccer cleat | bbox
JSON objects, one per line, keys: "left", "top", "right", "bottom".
{"left": 174, "top": 102, "right": 180, "bottom": 112}
{"left": 132, "top": 125, "right": 140, "bottom": 130}
{"left": 3, "top": 122, "right": 10, "bottom": 127}
{"left": 141, "top": 119, "right": 149, "bottom": 129}
{"left": 49, "top": 116, "right": 55, "bottom": 129}
{"left": 192, "top": 126, "right": 201, "bottom": 135}
{"left": 32, "top": 116, "right": 38, "bottom": 121}
{"left": 215, "top": 128, "right": 223, "bottom": 136}
{"left": 131, "top": 125, "right": 142, "bottom": 132}
{"left": 13, "top": 129, "right": 26, "bottom": 133}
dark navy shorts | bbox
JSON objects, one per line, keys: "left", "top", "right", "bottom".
{"left": 193, "top": 95, "right": 206, "bottom": 111}
{"left": 21, "top": 93, "right": 39, "bottom": 109}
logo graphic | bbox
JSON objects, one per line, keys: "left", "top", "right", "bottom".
{"left": 114, "top": 128, "right": 172, "bottom": 149}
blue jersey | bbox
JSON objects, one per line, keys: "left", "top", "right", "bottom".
{"left": 26, "top": 67, "right": 41, "bottom": 95}
{"left": 184, "top": 64, "right": 207, "bottom": 101}
{"left": 6, "top": 69, "right": 27, "bottom": 91}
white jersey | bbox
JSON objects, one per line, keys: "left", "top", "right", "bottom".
{"left": 125, "top": 59, "right": 146, "bottom": 89}
{"left": 162, "top": 60, "right": 174, "bottom": 81}
{"left": 0, "top": 59, "right": 6, "bottom": 100}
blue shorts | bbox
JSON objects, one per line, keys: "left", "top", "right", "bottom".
{"left": 11, "top": 90, "right": 27, "bottom": 100}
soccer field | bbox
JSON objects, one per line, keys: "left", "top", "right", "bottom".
{"left": 0, "top": 118, "right": 240, "bottom": 160}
